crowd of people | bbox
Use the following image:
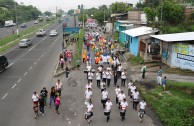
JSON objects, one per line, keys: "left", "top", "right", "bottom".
{"left": 83, "top": 27, "right": 147, "bottom": 123}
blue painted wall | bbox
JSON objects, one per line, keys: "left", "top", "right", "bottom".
{"left": 115, "top": 21, "right": 121, "bottom": 31}
{"left": 119, "top": 32, "right": 126, "bottom": 44}
{"left": 129, "top": 36, "right": 139, "bottom": 56}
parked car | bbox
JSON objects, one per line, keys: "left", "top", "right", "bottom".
{"left": 34, "top": 20, "right": 39, "bottom": 24}
{"left": 36, "top": 29, "right": 46, "bottom": 37}
{"left": 50, "top": 30, "right": 58, "bottom": 36}
{"left": 19, "top": 39, "right": 32, "bottom": 48}
{"left": 0, "top": 55, "right": 8, "bottom": 72}
{"left": 20, "top": 23, "right": 27, "bottom": 28}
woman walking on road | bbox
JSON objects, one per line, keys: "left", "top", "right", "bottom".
{"left": 55, "top": 95, "right": 61, "bottom": 114}
{"left": 49, "top": 87, "right": 56, "bottom": 108}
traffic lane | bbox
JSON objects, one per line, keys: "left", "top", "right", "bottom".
{"left": 4, "top": 22, "right": 61, "bottom": 62}
{"left": 0, "top": 34, "right": 63, "bottom": 126}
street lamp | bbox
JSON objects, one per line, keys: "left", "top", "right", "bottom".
{"left": 14, "top": 1, "right": 19, "bottom": 36}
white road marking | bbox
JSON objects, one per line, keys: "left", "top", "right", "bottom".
{"left": 50, "top": 33, "right": 62, "bottom": 47}
{"left": 8, "top": 62, "right": 13, "bottom": 67}
{"left": 2, "top": 93, "right": 8, "bottom": 100}
{"left": 42, "top": 37, "right": 46, "bottom": 40}
{"left": 24, "top": 72, "right": 28, "bottom": 76}
{"left": 12, "top": 84, "right": 17, "bottom": 89}
{"left": 29, "top": 66, "right": 32, "bottom": 70}
{"left": 34, "top": 62, "right": 37, "bottom": 65}
{"left": 28, "top": 45, "right": 36, "bottom": 52}
{"left": 17, "top": 78, "right": 21, "bottom": 83}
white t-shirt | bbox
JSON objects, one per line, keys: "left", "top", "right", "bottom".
{"left": 87, "top": 65, "right": 92, "bottom": 71}
{"left": 139, "top": 101, "right": 146, "bottom": 109}
{"left": 98, "top": 66, "right": 102, "bottom": 72}
{"left": 105, "top": 102, "right": 113, "bottom": 111}
{"left": 106, "top": 72, "right": 112, "bottom": 79}
{"left": 85, "top": 84, "right": 92, "bottom": 89}
{"left": 85, "top": 90, "right": 92, "bottom": 99}
{"left": 102, "top": 71, "right": 107, "bottom": 78}
{"left": 107, "top": 67, "right": 111, "bottom": 71}
{"left": 96, "top": 73, "right": 101, "bottom": 80}
{"left": 128, "top": 82, "right": 133, "bottom": 89}
{"left": 87, "top": 104, "right": 94, "bottom": 112}
{"left": 120, "top": 101, "right": 128, "bottom": 109}
{"left": 115, "top": 88, "right": 121, "bottom": 96}
{"left": 130, "top": 86, "right": 136, "bottom": 93}
{"left": 32, "top": 94, "right": 39, "bottom": 102}
{"left": 100, "top": 82, "right": 106, "bottom": 89}
{"left": 88, "top": 72, "right": 93, "bottom": 79}
{"left": 121, "top": 72, "right": 127, "bottom": 79}
{"left": 118, "top": 93, "right": 126, "bottom": 102}
{"left": 133, "top": 91, "right": 139, "bottom": 99}
{"left": 117, "top": 66, "right": 123, "bottom": 71}
{"left": 56, "top": 82, "right": 62, "bottom": 90}
{"left": 101, "top": 91, "right": 108, "bottom": 99}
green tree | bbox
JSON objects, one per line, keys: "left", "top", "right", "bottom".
{"left": 144, "top": 7, "right": 156, "bottom": 22}
{"left": 44, "top": 11, "right": 52, "bottom": 16}
{"left": 78, "top": 14, "right": 87, "bottom": 23}
{"left": 110, "top": 2, "right": 132, "bottom": 13}
{"left": 156, "top": 0, "right": 184, "bottom": 24}
{"left": 67, "top": 9, "right": 74, "bottom": 16}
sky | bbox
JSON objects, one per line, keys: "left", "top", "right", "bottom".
{"left": 15, "top": 0, "right": 139, "bottom": 12}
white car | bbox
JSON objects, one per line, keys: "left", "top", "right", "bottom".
{"left": 19, "top": 39, "right": 32, "bottom": 48}
{"left": 36, "top": 29, "right": 46, "bottom": 37}
{"left": 50, "top": 30, "right": 58, "bottom": 36}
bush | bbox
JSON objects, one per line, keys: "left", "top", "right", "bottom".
{"left": 129, "top": 55, "right": 144, "bottom": 65}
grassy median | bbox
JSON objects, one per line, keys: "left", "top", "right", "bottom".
{"left": 137, "top": 81, "right": 194, "bottom": 126}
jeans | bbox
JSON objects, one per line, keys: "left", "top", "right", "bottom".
{"left": 107, "top": 79, "right": 111, "bottom": 87}
{"left": 50, "top": 96, "right": 55, "bottom": 107}
{"left": 39, "top": 106, "right": 44, "bottom": 114}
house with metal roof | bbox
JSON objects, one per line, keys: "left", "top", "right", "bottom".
{"left": 150, "top": 32, "right": 194, "bottom": 71}
{"left": 121, "top": 26, "right": 159, "bottom": 56}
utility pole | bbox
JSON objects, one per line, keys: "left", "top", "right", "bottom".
{"left": 83, "top": 4, "right": 84, "bottom": 28}
{"left": 104, "top": 9, "right": 105, "bottom": 23}
{"left": 15, "top": 1, "right": 19, "bottom": 37}
{"left": 56, "top": 6, "right": 57, "bottom": 19}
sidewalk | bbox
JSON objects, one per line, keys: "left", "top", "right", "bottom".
{"left": 53, "top": 42, "right": 76, "bottom": 77}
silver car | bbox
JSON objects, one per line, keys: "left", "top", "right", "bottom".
{"left": 50, "top": 30, "right": 58, "bottom": 36}
{"left": 19, "top": 39, "right": 32, "bottom": 48}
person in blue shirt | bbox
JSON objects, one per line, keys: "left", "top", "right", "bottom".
{"left": 162, "top": 76, "right": 167, "bottom": 91}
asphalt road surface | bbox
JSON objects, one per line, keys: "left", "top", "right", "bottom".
{"left": 0, "top": 20, "right": 39, "bottom": 40}
{"left": 0, "top": 17, "right": 163, "bottom": 126}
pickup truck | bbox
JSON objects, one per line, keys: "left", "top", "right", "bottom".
{"left": 36, "top": 29, "right": 46, "bottom": 37}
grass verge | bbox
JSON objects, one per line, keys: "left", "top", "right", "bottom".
{"left": 0, "top": 22, "right": 51, "bottom": 54}
{"left": 72, "top": 29, "right": 84, "bottom": 67}
{"left": 137, "top": 81, "right": 194, "bottom": 126}
{"left": 129, "top": 55, "right": 144, "bottom": 65}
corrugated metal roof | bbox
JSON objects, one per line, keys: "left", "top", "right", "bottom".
{"left": 122, "top": 26, "right": 158, "bottom": 37}
{"left": 150, "top": 32, "right": 194, "bottom": 42}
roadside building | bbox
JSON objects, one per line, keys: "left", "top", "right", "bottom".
{"left": 150, "top": 32, "right": 194, "bottom": 71}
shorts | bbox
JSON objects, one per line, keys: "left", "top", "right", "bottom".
{"left": 33, "top": 101, "right": 38, "bottom": 106}
{"left": 101, "top": 99, "right": 107, "bottom": 104}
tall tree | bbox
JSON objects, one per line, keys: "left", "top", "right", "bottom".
{"left": 110, "top": 2, "right": 132, "bottom": 13}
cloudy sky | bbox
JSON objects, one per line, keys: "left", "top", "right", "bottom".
{"left": 16, "top": 0, "right": 139, "bottom": 12}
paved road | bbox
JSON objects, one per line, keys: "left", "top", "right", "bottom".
{"left": 0, "top": 16, "right": 163, "bottom": 126}
{"left": 0, "top": 20, "right": 39, "bottom": 40}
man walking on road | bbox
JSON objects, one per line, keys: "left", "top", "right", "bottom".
{"left": 39, "top": 95, "right": 44, "bottom": 115}
{"left": 104, "top": 98, "right": 113, "bottom": 122}
{"left": 101, "top": 88, "right": 108, "bottom": 109}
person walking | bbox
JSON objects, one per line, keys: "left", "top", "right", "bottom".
{"left": 163, "top": 76, "right": 167, "bottom": 91}
{"left": 113, "top": 70, "right": 118, "bottom": 87}
{"left": 120, "top": 98, "right": 128, "bottom": 121}
{"left": 121, "top": 69, "right": 127, "bottom": 87}
{"left": 132, "top": 89, "right": 139, "bottom": 110}
{"left": 157, "top": 66, "right": 163, "bottom": 85}
{"left": 117, "top": 64, "right": 123, "bottom": 79}
{"left": 117, "top": 91, "right": 126, "bottom": 109}
{"left": 55, "top": 95, "right": 61, "bottom": 114}
{"left": 115, "top": 85, "right": 121, "bottom": 104}
{"left": 76, "top": 58, "right": 81, "bottom": 70}
{"left": 85, "top": 88, "right": 92, "bottom": 105}
{"left": 106, "top": 70, "right": 112, "bottom": 88}
{"left": 65, "top": 65, "right": 70, "bottom": 79}
{"left": 141, "top": 65, "right": 146, "bottom": 84}
{"left": 39, "top": 95, "right": 45, "bottom": 115}
{"left": 88, "top": 70, "right": 93, "bottom": 83}
{"left": 85, "top": 100, "right": 94, "bottom": 123}
{"left": 101, "top": 88, "right": 108, "bottom": 109}
{"left": 104, "top": 98, "right": 113, "bottom": 122}
{"left": 56, "top": 79, "right": 62, "bottom": 96}
{"left": 130, "top": 84, "right": 136, "bottom": 102}
{"left": 96, "top": 70, "right": 101, "bottom": 88}
{"left": 40, "top": 87, "right": 48, "bottom": 107}
{"left": 100, "top": 80, "right": 106, "bottom": 93}
{"left": 102, "top": 69, "right": 107, "bottom": 83}
{"left": 32, "top": 91, "right": 39, "bottom": 106}
{"left": 49, "top": 87, "right": 56, "bottom": 108}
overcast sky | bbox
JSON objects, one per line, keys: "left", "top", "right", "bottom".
{"left": 16, "top": 0, "right": 139, "bottom": 12}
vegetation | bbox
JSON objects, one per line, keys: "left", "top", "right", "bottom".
{"left": 109, "top": 2, "right": 132, "bottom": 13}
{"left": 129, "top": 55, "right": 144, "bottom": 65}
{"left": 0, "top": 0, "right": 41, "bottom": 26}
{"left": 137, "top": 81, "right": 194, "bottom": 126}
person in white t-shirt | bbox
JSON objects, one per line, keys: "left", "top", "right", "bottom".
{"left": 138, "top": 99, "right": 146, "bottom": 114}
{"left": 120, "top": 98, "right": 128, "bottom": 121}
{"left": 115, "top": 85, "right": 121, "bottom": 104}
{"left": 128, "top": 80, "right": 133, "bottom": 96}
{"left": 98, "top": 65, "right": 103, "bottom": 78}
{"left": 85, "top": 82, "right": 92, "bottom": 90}
{"left": 56, "top": 79, "right": 62, "bottom": 96}
{"left": 85, "top": 101, "right": 94, "bottom": 122}
{"left": 117, "top": 91, "right": 126, "bottom": 108}
{"left": 104, "top": 98, "right": 112, "bottom": 122}
{"left": 102, "top": 69, "right": 107, "bottom": 83}
{"left": 130, "top": 84, "right": 136, "bottom": 101}
{"left": 117, "top": 64, "right": 123, "bottom": 79}
{"left": 32, "top": 91, "right": 39, "bottom": 106}
{"left": 100, "top": 80, "right": 106, "bottom": 93}
{"left": 132, "top": 89, "right": 139, "bottom": 110}
{"left": 121, "top": 69, "right": 127, "bottom": 87}
{"left": 106, "top": 70, "right": 112, "bottom": 88}
{"left": 96, "top": 70, "right": 101, "bottom": 88}
{"left": 88, "top": 70, "right": 93, "bottom": 83}
{"left": 101, "top": 88, "right": 108, "bottom": 109}
{"left": 85, "top": 88, "right": 92, "bottom": 102}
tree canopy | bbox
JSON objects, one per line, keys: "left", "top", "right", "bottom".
{"left": 110, "top": 2, "right": 132, "bottom": 13}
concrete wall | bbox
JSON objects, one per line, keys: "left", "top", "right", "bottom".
{"left": 119, "top": 32, "right": 126, "bottom": 44}
{"left": 129, "top": 36, "right": 139, "bottom": 56}
{"left": 105, "top": 23, "right": 113, "bottom": 33}
{"left": 128, "top": 11, "right": 142, "bottom": 21}
{"left": 171, "top": 43, "right": 194, "bottom": 71}
{"left": 115, "top": 21, "right": 121, "bottom": 31}
{"left": 161, "top": 42, "right": 173, "bottom": 66}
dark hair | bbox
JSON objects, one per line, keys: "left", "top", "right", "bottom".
{"left": 164, "top": 76, "right": 166, "bottom": 79}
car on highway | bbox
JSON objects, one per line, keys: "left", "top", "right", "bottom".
{"left": 34, "top": 20, "right": 39, "bottom": 24}
{"left": 19, "top": 39, "right": 32, "bottom": 48}
{"left": 0, "top": 55, "right": 8, "bottom": 72}
{"left": 36, "top": 29, "right": 46, "bottom": 37}
{"left": 20, "top": 23, "right": 27, "bottom": 28}
{"left": 50, "top": 30, "right": 58, "bottom": 36}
